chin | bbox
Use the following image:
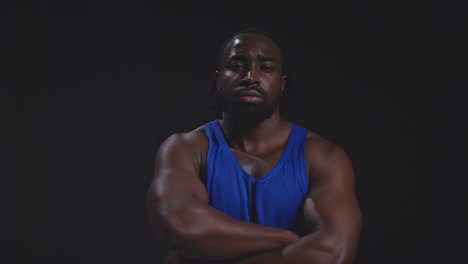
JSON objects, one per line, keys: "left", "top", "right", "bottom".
{"left": 228, "top": 107, "right": 275, "bottom": 124}
{"left": 221, "top": 96, "right": 280, "bottom": 123}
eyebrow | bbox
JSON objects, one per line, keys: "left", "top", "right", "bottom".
{"left": 228, "top": 54, "right": 277, "bottom": 63}
{"left": 257, "top": 55, "right": 276, "bottom": 63}
{"left": 228, "top": 54, "right": 248, "bottom": 62}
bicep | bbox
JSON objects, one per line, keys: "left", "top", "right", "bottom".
{"left": 146, "top": 134, "right": 208, "bottom": 241}
{"left": 149, "top": 134, "right": 208, "bottom": 202}
{"left": 298, "top": 143, "right": 362, "bottom": 263}
{"left": 307, "top": 147, "right": 361, "bottom": 233}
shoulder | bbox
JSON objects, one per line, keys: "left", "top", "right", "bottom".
{"left": 304, "top": 130, "right": 346, "bottom": 160}
{"left": 301, "top": 128, "right": 354, "bottom": 181}
{"left": 159, "top": 125, "right": 209, "bottom": 151}
{"left": 155, "top": 124, "right": 210, "bottom": 171}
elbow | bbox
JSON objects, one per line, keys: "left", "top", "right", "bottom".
{"left": 147, "top": 192, "right": 209, "bottom": 258}
{"left": 147, "top": 186, "right": 211, "bottom": 258}
{"left": 317, "top": 239, "right": 355, "bottom": 264}
{"left": 166, "top": 213, "right": 194, "bottom": 249}
{"left": 283, "top": 242, "right": 338, "bottom": 264}
{"left": 284, "top": 237, "right": 351, "bottom": 264}
{"left": 147, "top": 197, "right": 196, "bottom": 252}
{"left": 319, "top": 244, "right": 354, "bottom": 264}
{"left": 159, "top": 209, "right": 206, "bottom": 257}
{"left": 283, "top": 249, "right": 336, "bottom": 264}
{"left": 306, "top": 248, "right": 340, "bottom": 264}
{"left": 303, "top": 249, "right": 345, "bottom": 264}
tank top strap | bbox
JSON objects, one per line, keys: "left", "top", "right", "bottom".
{"left": 204, "top": 120, "right": 221, "bottom": 146}
{"left": 289, "top": 123, "right": 309, "bottom": 147}
{"left": 205, "top": 120, "right": 308, "bottom": 158}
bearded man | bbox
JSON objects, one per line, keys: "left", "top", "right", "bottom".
{"left": 147, "top": 27, "right": 362, "bottom": 264}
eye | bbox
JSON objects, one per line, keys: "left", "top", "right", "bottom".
{"left": 261, "top": 64, "right": 274, "bottom": 72}
{"left": 228, "top": 63, "right": 245, "bottom": 71}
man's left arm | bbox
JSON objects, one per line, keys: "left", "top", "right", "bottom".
{"left": 236, "top": 139, "right": 362, "bottom": 264}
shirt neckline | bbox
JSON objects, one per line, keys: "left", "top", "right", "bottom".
{"left": 212, "top": 120, "right": 296, "bottom": 182}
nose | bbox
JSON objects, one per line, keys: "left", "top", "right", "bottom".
{"left": 241, "top": 68, "right": 260, "bottom": 86}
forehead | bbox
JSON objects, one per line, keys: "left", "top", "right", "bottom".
{"left": 224, "top": 34, "right": 283, "bottom": 62}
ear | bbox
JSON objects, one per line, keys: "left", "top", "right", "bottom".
{"left": 214, "top": 70, "right": 220, "bottom": 90}
{"left": 209, "top": 70, "right": 220, "bottom": 97}
{"left": 281, "top": 74, "right": 287, "bottom": 94}
{"left": 215, "top": 70, "right": 219, "bottom": 86}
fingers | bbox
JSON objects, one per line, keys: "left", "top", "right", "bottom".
{"left": 304, "top": 198, "right": 322, "bottom": 232}
{"left": 163, "top": 251, "right": 179, "bottom": 264}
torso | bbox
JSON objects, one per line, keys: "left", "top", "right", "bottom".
{"left": 230, "top": 148, "right": 282, "bottom": 179}
{"left": 181, "top": 119, "right": 337, "bottom": 236}
{"left": 189, "top": 120, "right": 323, "bottom": 181}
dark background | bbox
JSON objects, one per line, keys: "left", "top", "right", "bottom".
{"left": 11, "top": 1, "right": 467, "bottom": 263}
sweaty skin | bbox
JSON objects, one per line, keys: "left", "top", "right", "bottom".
{"left": 147, "top": 33, "right": 362, "bottom": 264}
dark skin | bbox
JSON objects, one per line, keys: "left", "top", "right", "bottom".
{"left": 147, "top": 33, "right": 362, "bottom": 263}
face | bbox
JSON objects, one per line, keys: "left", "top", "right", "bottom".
{"left": 216, "top": 33, "right": 286, "bottom": 123}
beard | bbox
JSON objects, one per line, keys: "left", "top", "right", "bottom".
{"left": 218, "top": 87, "right": 280, "bottom": 124}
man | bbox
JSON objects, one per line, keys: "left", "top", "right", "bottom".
{"left": 147, "top": 27, "right": 362, "bottom": 264}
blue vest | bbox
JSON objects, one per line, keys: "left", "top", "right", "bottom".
{"left": 203, "top": 120, "right": 309, "bottom": 230}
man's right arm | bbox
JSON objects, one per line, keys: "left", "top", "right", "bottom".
{"left": 146, "top": 132, "right": 299, "bottom": 261}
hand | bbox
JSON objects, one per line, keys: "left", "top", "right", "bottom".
{"left": 304, "top": 198, "right": 322, "bottom": 232}
{"left": 163, "top": 251, "right": 179, "bottom": 264}
{"left": 283, "top": 230, "right": 300, "bottom": 247}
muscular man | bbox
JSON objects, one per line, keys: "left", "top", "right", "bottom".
{"left": 147, "top": 28, "right": 362, "bottom": 264}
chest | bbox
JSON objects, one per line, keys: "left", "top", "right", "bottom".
{"left": 230, "top": 148, "right": 283, "bottom": 179}
{"left": 205, "top": 146, "right": 310, "bottom": 229}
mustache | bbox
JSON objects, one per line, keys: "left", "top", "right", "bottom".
{"left": 232, "top": 86, "right": 266, "bottom": 98}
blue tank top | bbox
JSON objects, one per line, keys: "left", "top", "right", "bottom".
{"left": 203, "top": 120, "right": 309, "bottom": 230}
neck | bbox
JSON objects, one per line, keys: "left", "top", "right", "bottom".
{"left": 219, "top": 110, "right": 287, "bottom": 153}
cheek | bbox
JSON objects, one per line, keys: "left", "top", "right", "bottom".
{"left": 219, "top": 72, "right": 239, "bottom": 87}
{"left": 225, "top": 72, "right": 240, "bottom": 84}
{"left": 224, "top": 71, "right": 236, "bottom": 78}
{"left": 263, "top": 75, "right": 283, "bottom": 90}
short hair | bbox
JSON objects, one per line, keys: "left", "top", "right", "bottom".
{"left": 208, "top": 27, "right": 298, "bottom": 119}
{"left": 214, "top": 27, "right": 288, "bottom": 73}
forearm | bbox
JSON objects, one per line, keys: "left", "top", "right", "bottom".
{"left": 233, "top": 249, "right": 334, "bottom": 264}
{"left": 235, "top": 229, "right": 348, "bottom": 264}
{"left": 158, "top": 202, "right": 299, "bottom": 261}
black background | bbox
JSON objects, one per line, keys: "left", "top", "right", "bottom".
{"left": 11, "top": 1, "right": 467, "bottom": 263}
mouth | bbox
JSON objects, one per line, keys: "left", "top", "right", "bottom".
{"left": 238, "top": 90, "right": 262, "bottom": 97}
{"left": 236, "top": 88, "right": 263, "bottom": 103}
{"left": 238, "top": 95, "right": 263, "bottom": 103}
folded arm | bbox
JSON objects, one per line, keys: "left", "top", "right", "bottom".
{"left": 147, "top": 132, "right": 300, "bottom": 262}
{"left": 235, "top": 138, "right": 362, "bottom": 264}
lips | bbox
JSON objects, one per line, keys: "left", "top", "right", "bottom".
{"left": 238, "top": 90, "right": 262, "bottom": 98}
{"left": 235, "top": 89, "right": 263, "bottom": 103}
